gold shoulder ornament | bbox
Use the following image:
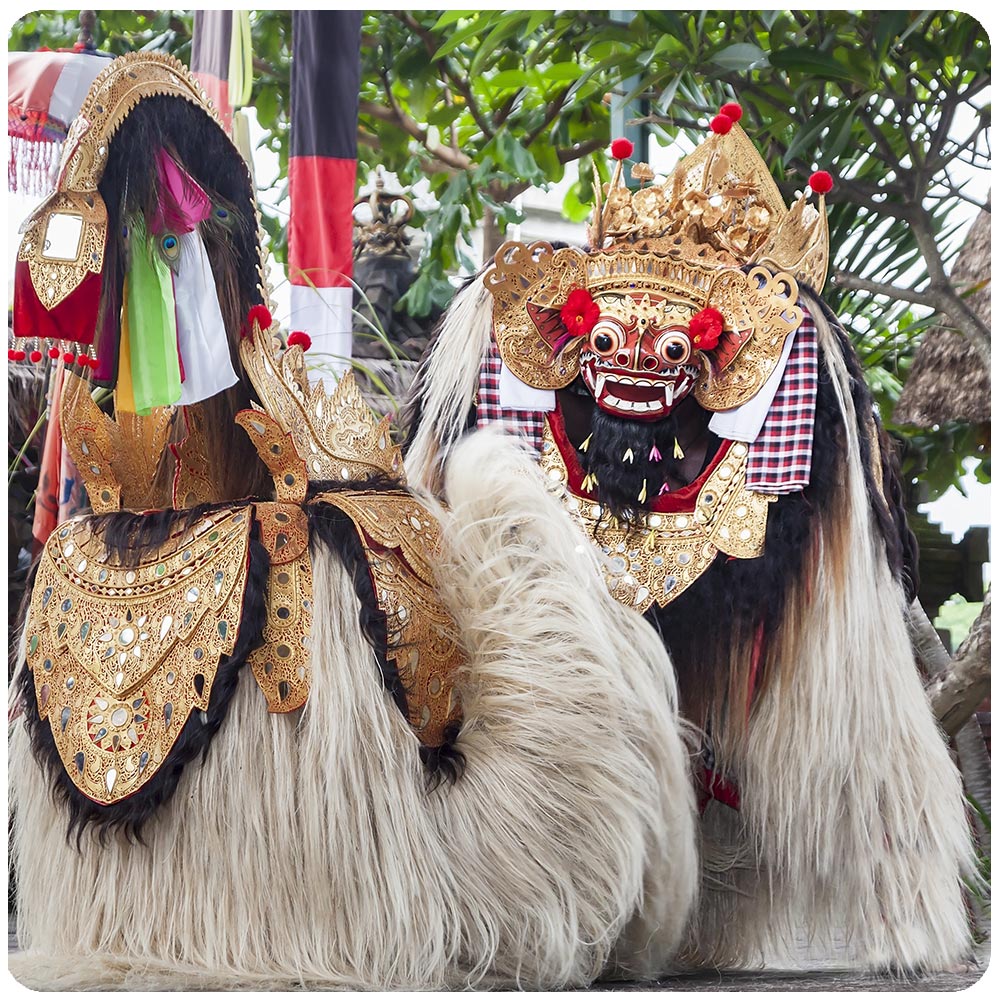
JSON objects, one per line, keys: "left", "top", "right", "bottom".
{"left": 23, "top": 507, "right": 253, "bottom": 804}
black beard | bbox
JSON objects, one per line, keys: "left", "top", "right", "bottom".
{"left": 579, "top": 407, "right": 685, "bottom": 520}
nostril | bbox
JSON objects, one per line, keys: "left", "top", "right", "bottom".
{"left": 642, "top": 355, "right": 660, "bottom": 371}
{"left": 615, "top": 351, "right": 631, "bottom": 367}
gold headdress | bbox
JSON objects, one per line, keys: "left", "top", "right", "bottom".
{"left": 485, "top": 103, "right": 830, "bottom": 412}
{"left": 16, "top": 52, "right": 224, "bottom": 317}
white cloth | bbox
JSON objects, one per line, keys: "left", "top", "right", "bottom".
{"left": 708, "top": 326, "right": 798, "bottom": 443}
{"left": 499, "top": 360, "right": 556, "bottom": 412}
{"left": 175, "top": 230, "right": 238, "bottom": 405}
{"left": 289, "top": 284, "right": 353, "bottom": 389}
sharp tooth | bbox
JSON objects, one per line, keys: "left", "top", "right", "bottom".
{"left": 595, "top": 373, "right": 607, "bottom": 396}
{"left": 664, "top": 383, "right": 675, "bottom": 406}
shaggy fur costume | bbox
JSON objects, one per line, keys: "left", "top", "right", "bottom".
{"left": 9, "top": 433, "right": 698, "bottom": 990}
{"left": 402, "top": 275, "right": 977, "bottom": 972}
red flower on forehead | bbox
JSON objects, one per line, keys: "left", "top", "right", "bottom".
{"left": 689, "top": 307, "right": 724, "bottom": 351}
{"left": 560, "top": 287, "right": 600, "bottom": 338}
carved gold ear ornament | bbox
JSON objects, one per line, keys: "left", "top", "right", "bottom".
{"left": 239, "top": 316, "right": 404, "bottom": 486}
{"left": 60, "top": 371, "right": 175, "bottom": 513}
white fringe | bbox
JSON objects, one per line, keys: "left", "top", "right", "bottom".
{"left": 404, "top": 274, "right": 492, "bottom": 494}
{"left": 682, "top": 301, "right": 976, "bottom": 971}
{"left": 9, "top": 431, "right": 697, "bottom": 990}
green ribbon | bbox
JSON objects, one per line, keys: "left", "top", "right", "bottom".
{"left": 125, "top": 217, "right": 181, "bottom": 414}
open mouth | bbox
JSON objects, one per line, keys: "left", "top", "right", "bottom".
{"left": 580, "top": 353, "right": 700, "bottom": 419}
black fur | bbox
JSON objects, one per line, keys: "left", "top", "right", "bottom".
{"left": 16, "top": 518, "right": 269, "bottom": 844}
{"left": 579, "top": 399, "right": 721, "bottom": 521}
{"left": 306, "top": 480, "right": 465, "bottom": 785}
{"left": 88, "top": 500, "right": 248, "bottom": 567}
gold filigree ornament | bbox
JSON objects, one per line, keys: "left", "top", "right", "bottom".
{"left": 316, "top": 490, "right": 464, "bottom": 748}
{"left": 17, "top": 52, "right": 219, "bottom": 312}
{"left": 485, "top": 112, "right": 828, "bottom": 411}
{"left": 239, "top": 320, "right": 404, "bottom": 484}
{"left": 539, "top": 425, "right": 774, "bottom": 612}
{"left": 60, "top": 370, "right": 175, "bottom": 513}
{"left": 23, "top": 507, "right": 253, "bottom": 804}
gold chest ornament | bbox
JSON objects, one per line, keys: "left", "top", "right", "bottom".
{"left": 538, "top": 420, "right": 774, "bottom": 613}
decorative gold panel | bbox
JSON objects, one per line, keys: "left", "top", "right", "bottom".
{"left": 538, "top": 425, "right": 773, "bottom": 612}
{"left": 248, "top": 502, "right": 313, "bottom": 713}
{"left": 23, "top": 506, "right": 252, "bottom": 804}
{"left": 315, "top": 490, "right": 463, "bottom": 747}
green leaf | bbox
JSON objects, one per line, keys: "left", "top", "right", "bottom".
{"left": 431, "top": 10, "right": 474, "bottom": 31}
{"left": 711, "top": 43, "right": 768, "bottom": 72}
{"left": 769, "top": 46, "right": 860, "bottom": 82}
{"left": 489, "top": 69, "right": 530, "bottom": 91}
{"left": 542, "top": 61, "right": 583, "bottom": 83}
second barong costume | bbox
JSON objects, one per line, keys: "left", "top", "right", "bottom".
{"left": 402, "top": 103, "right": 976, "bottom": 971}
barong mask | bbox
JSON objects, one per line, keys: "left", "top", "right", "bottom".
{"left": 485, "top": 103, "right": 831, "bottom": 415}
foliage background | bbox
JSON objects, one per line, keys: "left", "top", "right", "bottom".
{"left": 8, "top": 9, "right": 991, "bottom": 501}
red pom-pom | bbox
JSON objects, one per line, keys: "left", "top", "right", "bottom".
{"left": 63, "top": 351, "right": 75, "bottom": 364}
{"left": 48, "top": 346, "right": 61, "bottom": 360}
{"left": 689, "top": 307, "right": 725, "bottom": 351}
{"left": 610, "top": 137, "right": 634, "bottom": 160}
{"left": 809, "top": 170, "right": 834, "bottom": 195}
{"left": 76, "top": 353, "right": 90, "bottom": 366}
{"left": 246, "top": 304, "right": 273, "bottom": 336}
{"left": 88, "top": 357, "right": 101, "bottom": 369}
{"left": 709, "top": 114, "right": 733, "bottom": 135}
{"left": 560, "top": 287, "right": 601, "bottom": 338}
{"left": 719, "top": 102, "right": 743, "bottom": 122}
{"left": 9, "top": 349, "right": 26, "bottom": 362}
{"left": 29, "top": 350, "right": 43, "bottom": 363}
{"left": 287, "top": 330, "right": 312, "bottom": 351}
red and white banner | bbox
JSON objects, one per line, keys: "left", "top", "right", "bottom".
{"left": 288, "top": 11, "right": 363, "bottom": 384}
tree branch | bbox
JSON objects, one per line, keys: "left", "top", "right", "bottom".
{"left": 926, "top": 591, "right": 991, "bottom": 737}
{"left": 831, "top": 271, "right": 940, "bottom": 309}
{"left": 359, "top": 98, "right": 472, "bottom": 172}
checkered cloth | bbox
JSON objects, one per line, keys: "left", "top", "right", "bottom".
{"left": 476, "top": 338, "right": 546, "bottom": 455}
{"left": 745, "top": 307, "right": 818, "bottom": 494}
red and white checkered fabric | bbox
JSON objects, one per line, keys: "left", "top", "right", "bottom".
{"left": 745, "top": 307, "right": 818, "bottom": 493}
{"left": 476, "top": 338, "right": 546, "bottom": 454}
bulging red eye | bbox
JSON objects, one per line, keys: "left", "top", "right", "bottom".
{"left": 655, "top": 331, "right": 692, "bottom": 366}
{"left": 589, "top": 320, "right": 623, "bottom": 357}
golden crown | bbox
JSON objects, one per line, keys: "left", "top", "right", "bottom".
{"left": 484, "top": 101, "right": 830, "bottom": 409}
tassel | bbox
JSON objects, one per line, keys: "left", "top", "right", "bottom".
{"left": 623, "top": 447, "right": 634, "bottom": 464}
{"left": 643, "top": 529, "right": 657, "bottom": 553}
{"left": 673, "top": 437, "right": 685, "bottom": 460}
{"left": 579, "top": 433, "right": 592, "bottom": 453}
{"left": 582, "top": 472, "right": 598, "bottom": 492}
{"left": 649, "top": 444, "right": 662, "bottom": 462}
{"left": 638, "top": 479, "right": 647, "bottom": 503}
{"left": 659, "top": 481, "right": 671, "bottom": 496}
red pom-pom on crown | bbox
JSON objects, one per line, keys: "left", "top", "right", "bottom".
{"left": 709, "top": 114, "right": 733, "bottom": 135}
{"left": 719, "top": 102, "right": 743, "bottom": 122}
{"left": 689, "top": 307, "right": 725, "bottom": 351}
{"left": 610, "top": 137, "right": 634, "bottom": 160}
{"left": 809, "top": 170, "right": 834, "bottom": 195}
{"left": 287, "top": 330, "right": 312, "bottom": 351}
